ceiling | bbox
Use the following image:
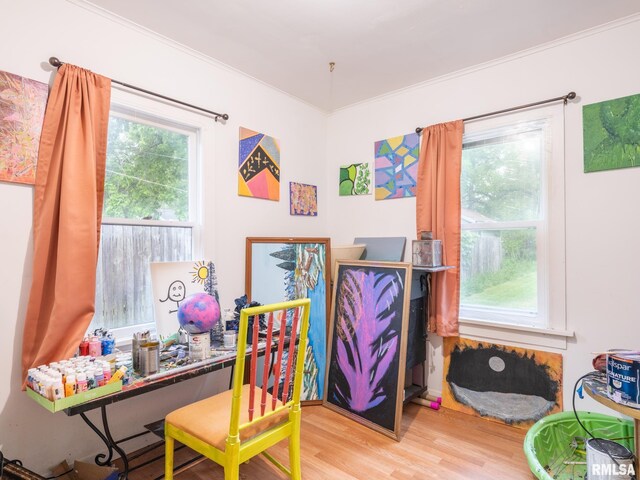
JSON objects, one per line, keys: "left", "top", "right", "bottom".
{"left": 85, "top": 0, "right": 640, "bottom": 111}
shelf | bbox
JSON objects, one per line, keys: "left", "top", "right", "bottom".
{"left": 403, "top": 384, "right": 428, "bottom": 405}
{"left": 411, "top": 265, "right": 455, "bottom": 272}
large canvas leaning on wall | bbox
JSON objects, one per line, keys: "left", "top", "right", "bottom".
{"left": 246, "top": 238, "right": 331, "bottom": 403}
{"left": 443, "top": 337, "right": 563, "bottom": 428}
{"left": 0, "top": 70, "right": 48, "bottom": 185}
{"left": 583, "top": 92, "right": 640, "bottom": 173}
{"left": 238, "top": 127, "right": 281, "bottom": 200}
{"left": 324, "top": 260, "right": 412, "bottom": 440}
{"left": 374, "top": 132, "right": 420, "bottom": 200}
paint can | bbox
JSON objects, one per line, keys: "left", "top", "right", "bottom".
{"left": 586, "top": 438, "right": 634, "bottom": 479}
{"left": 606, "top": 351, "right": 640, "bottom": 408}
{"left": 189, "top": 331, "right": 211, "bottom": 361}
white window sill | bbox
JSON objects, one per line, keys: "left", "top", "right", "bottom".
{"left": 458, "top": 318, "right": 574, "bottom": 350}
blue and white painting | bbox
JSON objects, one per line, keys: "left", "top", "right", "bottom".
{"left": 249, "top": 240, "right": 329, "bottom": 401}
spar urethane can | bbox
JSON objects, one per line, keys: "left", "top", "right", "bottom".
{"left": 606, "top": 352, "right": 640, "bottom": 408}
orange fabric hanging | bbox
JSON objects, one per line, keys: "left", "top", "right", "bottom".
{"left": 21, "top": 64, "right": 111, "bottom": 385}
{"left": 415, "top": 120, "right": 463, "bottom": 337}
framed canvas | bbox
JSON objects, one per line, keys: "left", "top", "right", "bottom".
{"left": 246, "top": 237, "right": 331, "bottom": 404}
{"left": 323, "top": 260, "right": 412, "bottom": 440}
{"left": 150, "top": 260, "right": 219, "bottom": 339}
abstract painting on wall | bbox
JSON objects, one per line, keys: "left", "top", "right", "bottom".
{"left": 324, "top": 260, "right": 412, "bottom": 440}
{"left": 0, "top": 70, "right": 48, "bottom": 185}
{"left": 289, "top": 181, "right": 317, "bottom": 216}
{"left": 339, "top": 163, "right": 371, "bottom": 196}
{"left": 246, "top": 237, "right": 331, "bottom": 403}
{"left": 583, "top": 92, "right": 640, "bottom": 173}
{"left": 238, "top": 127, "right": 280, "bottom": 200}
{"left": 150, "top": 260, "right": 219, "bottom": 338}
{"left": 443, "top": 337, "right": 563, "bottom": 428}
{"left": 374, "top": 132, "right": 420, "bottom": 200}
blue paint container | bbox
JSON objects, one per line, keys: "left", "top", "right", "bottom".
{"left": 606, "top": 351, "right": 640, "bottom": 408}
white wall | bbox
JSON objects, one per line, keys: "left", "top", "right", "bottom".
{"left": 0, "top": 0, "right": 327, "bottom": 471}
{"left": 327, "top": 16, "right": 640, "bottom": 412}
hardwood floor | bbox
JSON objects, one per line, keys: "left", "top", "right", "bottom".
{"left": 126, "top": 404, "right": 533, "bottom": 479}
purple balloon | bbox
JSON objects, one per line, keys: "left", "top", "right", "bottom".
{"left": 177, "top": 293, "right": 221, "bottom": 334}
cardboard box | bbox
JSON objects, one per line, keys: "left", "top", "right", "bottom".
{"left": 26, "top": 381, "right": 122, "bottom": 413}
{"left": 52, "top": 461, "right": 118, "bottom": 480}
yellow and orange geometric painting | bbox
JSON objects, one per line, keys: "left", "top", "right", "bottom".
{"left": 0, "top": 70, "right": 48, "bottom": 185}
{"left": 443, "top": 336, "right": 563, "bottom": 429}
{"left": 238, "top": 127, "right": 280, "bottom": 201}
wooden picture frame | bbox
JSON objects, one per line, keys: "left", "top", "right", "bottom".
{"left": 246, "top": 237, "right": 331, "bottom": 404}
{"left": 323, "top": 259, "right": 412, "bottom": 440}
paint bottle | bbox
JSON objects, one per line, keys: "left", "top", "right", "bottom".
{"left": 64, "top": 374, "right": 76, "bottom": 397}
{"left": 44, "top": 378, "right": 54, "bottom": 400}
{"left": 102, "top": 363, "right": 112, "bottom": 382}
{"left": 27, "top": 368, "right": 37, "bottom": 390}
{"left": 108, "top": 365, "right": 127, "bottom": 384}
{"left": 86, "top": 369, "right": 96, "bottom": 389}
{"left": 101, "top": 335, "right": 115, "bottom": 355}
{"left": 79, "top": 338, "right": 90, "bottom": 356}
{"left": 88, "top": 336, "right": 102, "bottom": 358}
{"left": 94, "top": 367, "right": 105, "bottom": 387}
{"left": 52, "top": 379, "right": 65, "bottom": 400}
{"left": 76, "top": 372, "right": 88, "bottom": 393}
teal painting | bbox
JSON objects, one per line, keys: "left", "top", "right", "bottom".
{"left": 583, "top": 93, "right": 640, "bottom": 173}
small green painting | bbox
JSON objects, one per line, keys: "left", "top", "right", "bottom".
{"left": 339, "top": 163, "right": 371, "bottom": 196}
{"left": 583, "top": 92, "right": 640, "bottom": 173}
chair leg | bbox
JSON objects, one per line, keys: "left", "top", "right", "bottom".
{"left": 223, "top": 462, "right": 239, "bottom": 480}
{"left": 165, "top": 434, "right": 175, "bottom": 480}
{"left": 289, "top": 409, "right": 302, "bottom": 480}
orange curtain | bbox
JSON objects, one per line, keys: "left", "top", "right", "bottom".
{"left": 415, "top": 120, "right": 463, "bottom": 337}
{"left": 22, "top": 64, "right": 111, "bottom": 385}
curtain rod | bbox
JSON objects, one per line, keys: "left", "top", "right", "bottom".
{"left": 415, "top": 91, "right": 576, "bottom": 135}
{"left": 48, "top": 57, "right": 229, "bottom": 122}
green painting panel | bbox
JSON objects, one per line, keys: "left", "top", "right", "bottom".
{"left": 583, "top": 92, "right": 640, "bottom": 173}
{"left": 339, "top": 163, "right": 371, "bottom": 196}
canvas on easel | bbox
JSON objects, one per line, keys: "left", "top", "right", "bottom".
{"left": 150, "top": 260, "right": 219, "bottom": 339}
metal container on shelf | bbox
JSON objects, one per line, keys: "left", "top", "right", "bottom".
{"left": 138, "top": 341, "right": 160, "bottom": 376}
{"left": 412, "top": 239, "right": 442, "bottom": 267}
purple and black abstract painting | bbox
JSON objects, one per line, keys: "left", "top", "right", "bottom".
{"left": 325, "top": 263, "right": 410, "bottom": 436}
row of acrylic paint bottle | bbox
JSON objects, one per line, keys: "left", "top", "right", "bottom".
{"left": 27, "top": 356, "right": 127, "bottom": 401}
{"left": 79, "top": 329, "right": 115, "bottom": 357}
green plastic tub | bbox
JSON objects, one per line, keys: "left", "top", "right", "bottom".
{"left": 524, "top": 411, "right": 635, "bottom": 479}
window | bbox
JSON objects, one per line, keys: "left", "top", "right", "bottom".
{"left": 459, "top": 104, "right": 565, "bottom": 334}
{"left": 90, "top": 93, "right": 205, "bottom": 338}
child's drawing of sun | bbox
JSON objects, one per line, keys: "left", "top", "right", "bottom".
{"left": 191, "top": 261, "right": 209, "bottom": 285}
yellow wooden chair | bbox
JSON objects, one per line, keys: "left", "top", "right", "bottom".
{"left": 164, "top": 298, "right": 311, "bottom": 480}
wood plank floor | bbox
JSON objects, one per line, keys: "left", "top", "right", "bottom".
{"left": 125, "top": 404, "right": 533, "bottom": 480}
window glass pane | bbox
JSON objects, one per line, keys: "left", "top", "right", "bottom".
{"left": 92, "top": 225, "right": 192, "bottom": 330}
{"left": 462, "top": 126, "right": 542, "bottom": 223}
{"left": 460, "top": 228, "right": 537, "bottom": 313}
{"left": 104, "top": 115, "right": 190, "bottom": 221}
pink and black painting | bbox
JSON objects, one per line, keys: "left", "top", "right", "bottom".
{"left": 323, "top": 260, "right": 412, "bottom": 440}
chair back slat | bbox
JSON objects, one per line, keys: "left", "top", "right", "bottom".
{"left": 247, "top": 314, "right": 260, "bottom": 421}
{"left": 281, "top": 307, "right": 300, "bottom": 405}
{"left": 259, "top": 311, "right": 274, "bottom": 416}
{"left": 271, "top": 310, "right": 286, "bottom": 410}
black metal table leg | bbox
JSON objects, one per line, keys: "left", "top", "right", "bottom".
{"left": 79, "top": 405, "right": 130, "bottom": 479}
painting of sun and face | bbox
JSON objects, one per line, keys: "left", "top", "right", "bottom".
{"left": 150, "top": 260, "right": 219, "bottom": 338}
{"left": 289, "top": 181, "right": 317, "bottom": 216}
{"left": 0, "top": 70, "right": 48, "bottom": 185}
{"left": 374, "top": 132, "right": 420, "bottom": 200}
{"left": 583, "top": 92, "right": 640, "bottom": 173}
{"left": 238, "top": 127, "right": 280, "bottom": 200}
{"left": 246, "top": 238, "right": 331, "bottom": 403}
{"left": 443, "top": 337, "right": 563, "bottom": 428}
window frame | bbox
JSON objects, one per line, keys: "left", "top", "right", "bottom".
{"left": 457, "top": 104, "right": 570, "bottom": 349}
{"left": 93, "top": 88, "right": 213, "bottom": 342}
